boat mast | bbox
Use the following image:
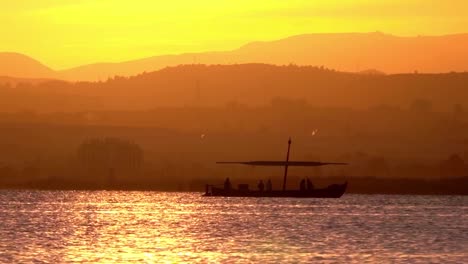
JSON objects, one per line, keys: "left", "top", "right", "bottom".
{"left": 282, "top": 137, "right": 292, "bottom": 191}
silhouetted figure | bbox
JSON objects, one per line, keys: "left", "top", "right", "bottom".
{"left": 306, "top": 178, "right": 314, "bottom": 191}
{"left": 300, "top": 179, "right": 306, "bottom": 191}
{"left": 258, "top": 180, "right": 265, "bottom": 192}
{"left": 266, "top": 179, "right": 272, "bottom": 192}
{"left": 224, "top": 177, "right": 232, "bottom": 191}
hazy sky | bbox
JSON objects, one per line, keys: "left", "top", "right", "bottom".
{"left": 1, "top": 0, "right": 467, "bottom": 69}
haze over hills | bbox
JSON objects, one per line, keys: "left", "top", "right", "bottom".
{"left": 1, "top": 64, "right": 467, "bottom": 113}
{"left": 236, "top": 32, "right": 468, "bottom": 73}
{"left": 2, "top": 32, "right": 468, "bottom": 81}
{"left": 0, "top": 52, "right": 57, "bottom": 79}
{"left": 1, "top": 43, "right": 468, "bottom": 194}
{"left": 1, "top": 64, "right": 468, "bottom": 194}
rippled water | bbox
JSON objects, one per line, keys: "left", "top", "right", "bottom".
{"left": 0, "top": 191, "right": 466, "bottom": 263}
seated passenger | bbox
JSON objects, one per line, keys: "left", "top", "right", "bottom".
{"left": 224, "top": 177, "right": 232, "bottom": 191}
{"left": 258, "top": 180, "right": 265, "bottom": 192}
{"left": 300, "top": 179, "right": 306, "bottom": 191}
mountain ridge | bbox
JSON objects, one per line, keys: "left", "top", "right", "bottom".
{"left": 0, "top": 52, "right": 57, "bottom": 79}
{"left": 1, "top": 32, "right": 468, "bottom": 81}
{"left": 1, "top": 63, "right": 467, "bottom": 113}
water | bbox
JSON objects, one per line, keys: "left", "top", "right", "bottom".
{"left": 0, "top": 191, "right": 466, "bottom": 263}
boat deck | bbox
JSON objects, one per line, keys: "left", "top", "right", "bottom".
{"left": 204, "top": 182, "right": 347, "bottom": 198}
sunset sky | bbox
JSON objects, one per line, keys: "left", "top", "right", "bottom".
{"left": 1, "top": 0, "right": 467, "bottom": 69}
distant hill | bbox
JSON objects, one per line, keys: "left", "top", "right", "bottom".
{"left": 0, "top": 52, "right": 57, "bottom": 79}
{"left": 59, "top": 32, "right": 468, "bottom": 81}
{"left": 1, "top": 64, "right": 468, "bottom": 113}
{"left": 234, "top": 32, "right": 468, "bottom": 73}
{"left": 58, "top": 51, "right": 231, "bottom": 81}
{"left": 1, "top": 33, "right": 468, "bottom": 81}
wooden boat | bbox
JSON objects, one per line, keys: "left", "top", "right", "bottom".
{"left": 205, "top": 182, "right": 347, "bottom": 198}
{"left": 204, "top": 138, "right": 348, "bottom": 198}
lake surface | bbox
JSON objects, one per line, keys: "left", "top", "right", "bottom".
{"left": 0, "top": 191, "right": 466, "bottom": 263}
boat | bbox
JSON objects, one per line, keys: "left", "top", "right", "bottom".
{"left": 204, "top": 138, "right": 348, "bottom": 198}
{"left": 205, "top": 183, "right": 347, "bottom": 198}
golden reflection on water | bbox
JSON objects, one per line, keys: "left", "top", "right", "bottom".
{"left": 0, "top": 191, "right": 467, "bottom": 263}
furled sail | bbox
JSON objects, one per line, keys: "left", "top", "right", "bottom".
{"left": 216, "top": 161, "right": 347, "bottom": 166}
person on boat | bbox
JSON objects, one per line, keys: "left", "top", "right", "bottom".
{"left": 306, "top": 178, "right": 314, "bottom": 191}
{"left": 224, "top": 177, "right": 232, "bottom": 191}
{"left": 300, "top": 179, "right": 306, "bottom": 191}
{"left": 258, "top": 180, "right": 265, "bottom": 192}
{"left": 266, "top": 179, "right": 272, "bottom": 192}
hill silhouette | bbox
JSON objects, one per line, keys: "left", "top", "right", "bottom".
{"left": 1, "top": 64, "right": 467, "bottom": 112}
{"left": 1, "top": 65, "right": 468, "bottom": 194}
{"left": 0, "top": 52, "right": 57, "bottom": 79}
{"left": 58, "top": 32, "right": 468, "bottom": 80}
{"left": 235, "top": 32, "right": 468, "bottom": 73}
{"left": 1, "top": 33, "right": 468, "bottom": 81}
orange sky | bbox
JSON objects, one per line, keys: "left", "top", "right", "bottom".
{"left": 1, "top": 0, "right": 467, "bottom": 69}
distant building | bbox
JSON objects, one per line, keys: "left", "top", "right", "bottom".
{"left": 77, "top": 137, "right": 143, "bottom": 181}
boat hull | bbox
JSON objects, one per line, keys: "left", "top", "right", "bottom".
{"left": 204, "top": 182, "right": 347, "bottom": 198}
